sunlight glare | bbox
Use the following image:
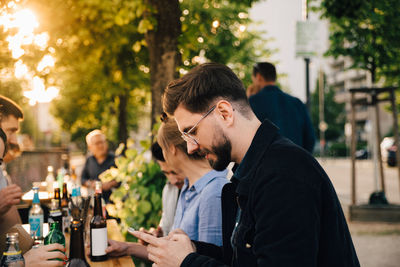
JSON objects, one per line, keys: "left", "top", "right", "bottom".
{"left": 14, "top": 60, "right": 28, "bottom": 79}
{"left": 34, "top": 32, "right": 49, "bottom": 50}
{"left": 24, "top": 77, "right": 59, "bottom": 105}
{"left": 37, "top": 54, "right": 55, "bottom": 72}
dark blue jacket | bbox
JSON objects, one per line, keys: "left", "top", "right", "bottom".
{"left": 181, "top": 120, "right": 359, "bottom": 267}
{"left": 249, "top": 85, "right": 315, "bottom": 153}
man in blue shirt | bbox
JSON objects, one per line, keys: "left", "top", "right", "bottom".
{"left": 249, "top": 62, "right": 315, "bottom": 153}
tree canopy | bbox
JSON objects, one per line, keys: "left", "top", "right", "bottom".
{"left": 1, "top": 0, "right": 269, "bottom": 146}
{"left": 317, "top": 0, "right": 400, "bottom": 84}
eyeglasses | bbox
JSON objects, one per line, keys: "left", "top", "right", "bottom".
{"left": 181, "top": 105, "right": 216, "bottom": 145}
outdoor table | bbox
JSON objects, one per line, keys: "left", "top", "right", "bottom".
{"left": 22, "top": 219, "right": 135, "bottom": 267}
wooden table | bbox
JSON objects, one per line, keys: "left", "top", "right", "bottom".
{"left": 23, "top": 219, "right": 135, "bottom": 267}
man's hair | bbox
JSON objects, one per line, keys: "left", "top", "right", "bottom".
{"left": 0, "top": 95, "right": 24, "bottom": 121}
{"left": 157, "top": 117, "right": 203, "bottom": 160}
{"left": 253, "top": 62, "right": 276, "bottom": 82}
{"left": 151, "top": 141, "right": 165, "bottom": 162}
{"left": 163, "top": 62, "right": 249, "bottom": 115}
{"left": 0, "top": 128, "right": 8, "bottom": 157}
{"left": 86, "top": 129, "right": 105, "bottom": 145}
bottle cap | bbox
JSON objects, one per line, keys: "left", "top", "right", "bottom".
{"left": 32, "top": 187, "right": 40, "bottom": 204}
{"left": 48, "top": 166, "right": 53, "bottom": 172}
{"left": 6, "top": 232, "right": 19, "bottom": 242}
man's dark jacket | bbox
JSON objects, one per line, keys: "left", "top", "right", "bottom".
{"left": 249, "top": 85, "right": 315, "bottom": 153}
{"left": 181, "top": 120, "right": 359, "bottom": 267}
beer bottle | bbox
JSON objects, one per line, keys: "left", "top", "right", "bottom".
{"left": 44, "top": 221, "right": 65, "bottom": 262}
{"left": 61, "top": 183, "right": 70, "bottom": 233}
{"left": 45, "top": 166, "right": 55, "bottom": 198}
{"left": 67, "top": 220, "right": 90, "bottom": 267}
{"left": 0, "top": 233, "right": 25, "bottom": 267}
{"left": 89, "top": 182, "right": 107, "bottom": 262}
{"left": 54, "top": 182, "right": 61, "bottom": 208}
{"left": 45, "top": 221, "right": 65, "bottom": 246}
{"left": 28, "top": 187, "right": 43, "bottom": 241}
{"left": 48, "top": 199, "right": 63, "bottom": 232}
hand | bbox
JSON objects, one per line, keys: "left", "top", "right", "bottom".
{"left": 0, "top": 184, "right": 23, "bottom": 216}
{"left": 102, "top": 180, "right": 119, "bottom": 192}
{"left": 138, "top": 226, "right": 163, "bottom": 245}
{"left": 132, "top": 231, "right": 195, "bottom": 267}
{"left": 105, "top": 239, "right": 130, "bottom": 257}
{"left": 24, "top": 243, "right": 66, "bottom": 267}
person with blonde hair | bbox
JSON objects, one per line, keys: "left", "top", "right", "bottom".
{"left": 157, "top": 116, "right": 228, "bottom": 246}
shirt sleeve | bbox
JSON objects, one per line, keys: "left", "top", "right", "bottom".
{"left": 197, "top": 178, "right": 227, "bottom": 246}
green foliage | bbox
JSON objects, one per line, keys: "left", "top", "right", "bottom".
{"left": 317, "top": 0, "right": 400, "bottom": 84}
{"left": 99, "top": 139, "right": 165, "bottom": 233}
{"left": 179, "top": 0, "right": 270, "bottom": 85}
{"left": 310, "top": 75, "right": 346, "bottom": 142}
{"left": 1, "top": 0, "right": 269, "bottom": 146}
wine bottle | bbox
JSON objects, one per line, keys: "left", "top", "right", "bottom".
{"left": 89, "top": 182, "right": 108, "bottom": 262}
{"left": 67, "top": 220, "right": 90, "bottom": 267}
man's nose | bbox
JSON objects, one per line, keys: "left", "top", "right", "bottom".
{"left": 9, "top": 133, "right": 18, "bottom": 145}
{"left": 187, "top": 141, "right": 199, "bottom": 154}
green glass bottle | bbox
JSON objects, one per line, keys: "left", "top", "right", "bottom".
{"left": 44, "top": 221, "right": 65, "bottom": 262}
{"left": 44, "top": 221, "right": 65, "bottom": 246}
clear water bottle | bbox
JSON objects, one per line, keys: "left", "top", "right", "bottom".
{"left": 45, "top": 166, "right": 55, "bottom": 198}
{"left": 28, "top": 187, "right": 44, "bottom": 241}
{"left": 0, "top": 233, "right": 25, "bottom": 267}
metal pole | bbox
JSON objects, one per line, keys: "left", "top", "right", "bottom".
{"left": 389, "top": 89, "right": 400, "bottom": 196}
{"left": 318, "top": 69, "right": 325, "bottom": 158}
{"left": 373, "top": 93, "right": 385, "bottom": 193}
{"left": 305, "top": 58, "right": 311, "bottom": 110}
{"left": 350, "top": 92, "right": 356, "bottom": 205}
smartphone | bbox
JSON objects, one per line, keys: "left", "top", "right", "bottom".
{"left": 127, "top": 227, "right": 136, "bottom": 235}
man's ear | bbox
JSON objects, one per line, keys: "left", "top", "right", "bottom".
{"left": 256, "top": 72, "right": 264, "bottom": 83}
{"left": 215, "top": 100, "right": 234, "bottom": 127}
{"left": 169, "top": 144, "right": 177, "bottom": 155}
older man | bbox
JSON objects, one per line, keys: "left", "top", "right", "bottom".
{"left": 81, "top": 129, "right": 118, "bottom": 203}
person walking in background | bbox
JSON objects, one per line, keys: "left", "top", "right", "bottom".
{"left": 249, "top": 62, "right": 315, "bottom": 153}
{"left": 81, "top": 129, "right": 118, "bottom": 203}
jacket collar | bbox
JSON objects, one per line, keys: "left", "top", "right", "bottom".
{"left": 234, "top": 119, "right": 279, "bottom": 196}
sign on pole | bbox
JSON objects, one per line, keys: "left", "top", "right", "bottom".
{"left": 295, "top": 21, "right": 320, "bottom": 58}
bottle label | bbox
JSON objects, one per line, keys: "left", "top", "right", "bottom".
{"left": 29, "top": 215, "right": 44, "bottom": 238}
{"left": 3, "top": 250, "right": 22, "bottom": 256}
{"left": 91, "top": 228, "right": 107, "bottom": 256}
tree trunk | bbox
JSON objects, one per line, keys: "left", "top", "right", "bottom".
{"left": 117, "top": 91, "right": 128, "bottom": 146}
{"left": 146, "top": 0, "right": 181, "bottom": 130}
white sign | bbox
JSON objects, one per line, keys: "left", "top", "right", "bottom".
{"left": 295, "top": 21, "right": 320, "bottom": 58}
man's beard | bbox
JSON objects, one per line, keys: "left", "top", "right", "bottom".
{"left": 207, "top": 132, "right": 232, "bottom": 171}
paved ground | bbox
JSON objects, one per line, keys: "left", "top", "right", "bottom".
{"left": 319, "top": 158, "right": 400, "bottom": 267}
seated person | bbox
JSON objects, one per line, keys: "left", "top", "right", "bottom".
{"left": 151, "top": 141, "right": 184, "bottom": 237}
{"left": 81, "top": 129, "right": 118, "bottom": 203}
{"left": 103, "top": 118, "right": 229, "bottom": 259}
{"left": 0, "top": 129, "right": 65, "bottom": 266}
{"left": 157, "top": 117, "right": 228, "bottom": 246}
